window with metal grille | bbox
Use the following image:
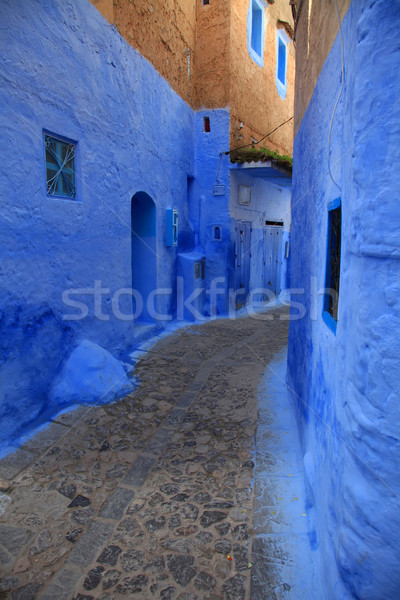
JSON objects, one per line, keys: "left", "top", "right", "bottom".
{"left": 45, "top": 134, "right": 76, "bottom": 199}
{"left": 323, "top": 198, "right": 341, "bottom": 333}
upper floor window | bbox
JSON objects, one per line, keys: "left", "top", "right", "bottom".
{"left": 248, "top": 0, "right": 266, "bottom": 68}
{"left": 45, "top": 133, "right": 76, "bottom": 199}
{"left": 276, "top": 29, "right": 290, "bottom": 99}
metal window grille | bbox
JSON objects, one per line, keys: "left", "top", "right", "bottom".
{"left": 45, "top": 134, "right": 76, "bottom": 198}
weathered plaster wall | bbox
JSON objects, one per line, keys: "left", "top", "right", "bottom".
{"left": 89, "top": 0, "right": 294, "bottom": 157}
{"left": 0, "top": 0, "right": 196, "bottom": 446}
{"left": 97, "top": 0, "right": 197, "bottom": 107}
{"left": 193, "top": 109, "right": 232, "bottom": 316}
{"left": 229, "top": 0, "right": 295, "bottom": 156}
{"left": 194, "top": 0, "right": 231, "bottom": 109}
{"left": 294, "top": 0, "right": 351, "bottom": 136}
{"left": 90, "top": 0, "right": 114, "bottom": 23}
{"left": 288, "top": 1, "right": 400, "bottom": 598}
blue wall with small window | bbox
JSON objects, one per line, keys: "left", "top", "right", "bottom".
{"left": 0, "top": 0, "right": 231, "bottom": 449}
{"left": 44, "top": 133, "right": 77, "bottom": 199}
{"left": 288, "top": 1, "right": 400, "bottom": 598}
{"left": 193, "top": 109, "right": 232, "bottom": 316}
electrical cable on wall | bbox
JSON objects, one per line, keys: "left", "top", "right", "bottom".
{"left": 328, "top": 0, "right": 345, "bottom": 191}
{"left": 224, "top": 115, "right": 294, "bottom": 156}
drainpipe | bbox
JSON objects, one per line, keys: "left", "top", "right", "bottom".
{"left": 199, "top": 194, "right": 206, "bottom": 252}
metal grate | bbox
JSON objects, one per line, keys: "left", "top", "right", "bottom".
{"left": 45, "top": 134, "right": 76, "bottom": 198}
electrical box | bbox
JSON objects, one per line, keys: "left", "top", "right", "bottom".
{"left": 166, "top": 208, "right": 178, "bottom": 246}
{"left": 213, "top": 185, "right": 225, "bottom": 196}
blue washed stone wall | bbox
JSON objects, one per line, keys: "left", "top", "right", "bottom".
{"left": 193, "top": 109, "right": 232, "bottom": 316}
{"left": 0, "top": 0, "right": 200, "bottom": 445}
{"left": 288, "top": 1, "right": 400, "bottom": 598}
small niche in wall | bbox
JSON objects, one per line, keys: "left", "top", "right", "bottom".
{"left": 203, "top": 116, "right": 210, "bottom": 132}
{"left": 211, "top": 225, "right": 222, "bottom": 241}
{"left": 265, "top": 220, "right": 283, "bottom": 226}
{"left": 202, "top": 0, "right": 210, "bottom": 4}
{"left": 238, "top": 185, "right": 251, "bottom": 205}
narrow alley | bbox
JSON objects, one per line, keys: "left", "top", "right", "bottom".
{"left": 0, "top": 308, "right": 318, "bottom": 600}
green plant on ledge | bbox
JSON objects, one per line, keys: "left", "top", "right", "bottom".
{"left": 230, "top": 146, "right": 293, "bottom": 170}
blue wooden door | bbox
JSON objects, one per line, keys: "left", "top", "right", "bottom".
{"left": 235, "top": 221, "right": 252, "bottom": 309}
{"left": 264, "top": 226, "right": 283, "bottom": 298}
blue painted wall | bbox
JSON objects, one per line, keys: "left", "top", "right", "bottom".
{"left": 0, "top": 0, "right": 200, "bottom": 446}
{"left": 193, "top": 109, "right": 232, "bottom": 316}
{"left": 288, "top": 1, "right": 400, "bottom": 598}
{"left": 0, "top": 0, "right": 290, "bottom": 450}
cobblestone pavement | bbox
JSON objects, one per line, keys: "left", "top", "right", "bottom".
{"left": 0, "top": 308, "right": 289, "bottom": 600}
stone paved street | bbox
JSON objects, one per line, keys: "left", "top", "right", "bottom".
{"left": 0, "top": 308, "right": 292, "bottom": 600}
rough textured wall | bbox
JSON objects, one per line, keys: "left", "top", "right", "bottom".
{"left": 229, "top": 0, "right": 295, "bottom": 156}
{"left": 294, "top": 0, "right": 351, "bottom": 135}
{"left": 193, "top": 109, "right": 232, "bottom": 315}
{"left": 0, "top": 0, "right": 196, "bottom": 446}
{"left": 90, "top": 0, "right": 114, "bottom": 23}
{"left": 90, "top": 0, "right": 230, "bottom": 110}
{"left": 193, "top": 0, "right": 231, "bottom": 109}
{"left": 89, "top": 0, "right": 295, "bottom": 158}
{"left": 94, "top": 0, "right": 197, "bottom": 106}
{"left": 288, "top": 1, "right": 400, "bottom": 598}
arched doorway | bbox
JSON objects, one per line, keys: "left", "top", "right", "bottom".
{"left": 131, "top": 192, "right": 156, "bottom": 322}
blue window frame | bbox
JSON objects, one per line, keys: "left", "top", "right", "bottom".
{"left": 251, "top": 1, "right": 262, "bottom": 56}
{"left": 166, "top": 208, "right": 178, "bottom": 246}
{"left": 276, "top": 29, "right": 290, "bottom": 99}
{"left": 45, "top": 134, "right": 76, "bottom": 199}
{"left": 278, "top": 38, "right": 286, "bottom": 83}
{"left": 323, "top": 198, "right": 342, "bottom": 334}
{"left": 248, "top": 0, "right": 266, "bottom": 68}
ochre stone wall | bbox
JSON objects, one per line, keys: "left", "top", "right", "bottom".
{"left": 90, "top": 0, "right": 114, "bottom": 23}
{"left": 294, "top": 0, "right": 351, "bottom": 135}
{"left": 193, "top": 0, "right": 231, "bottom": 109}
{"left": 90, "top": 0, "right": 294, "bottom": 156}
{"left": 229, "top": 0, "right": 295, "bottom": 156}
{"left": 92, "top": 0, "right": 197, "bottom": 106}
